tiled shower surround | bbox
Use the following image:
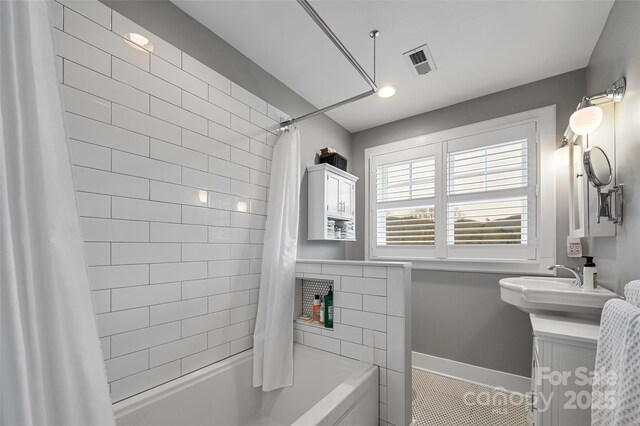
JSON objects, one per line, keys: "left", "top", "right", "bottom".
{"left": 51, "top": 0, "right": 286, "bottom": 402}
{"left": 51, "top": 2, "right": 413, "bottom": 423}
{"left": 295, "top": 261, "right": 412, "bottom": 426}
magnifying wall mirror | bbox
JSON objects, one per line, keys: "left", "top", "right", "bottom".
{"left": 583, "top": 147, "right": 612, "bottom": 188}
{"left": 583, "top": 146, "right": 623, "bottom": 225}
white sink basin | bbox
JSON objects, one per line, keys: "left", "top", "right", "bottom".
{"left": 500, "top": 276, "right": 620, "bottom": 318}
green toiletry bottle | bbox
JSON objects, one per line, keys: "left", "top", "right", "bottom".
{"left": 324, "top": 285, "right": 334, "bottom": 329}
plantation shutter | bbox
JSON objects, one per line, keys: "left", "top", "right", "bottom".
{"left": 444, "top": 123, "right": 537, "bottom": 260}
{"left": 369, "top": 122, "right": 537, "bottom": 262}
{"left": 370, "top": 144, "right": 440, "bottom": 259}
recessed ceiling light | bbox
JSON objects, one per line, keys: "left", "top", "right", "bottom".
{"left": 377, "top": 85, "right": 397, "bottom": 98}
{"left": 126, "top": 33, "right": 153, "bottom": 51}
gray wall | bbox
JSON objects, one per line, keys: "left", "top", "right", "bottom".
{"left": 102, "top": 0, "right": 352, "bottom": 260}
{"left": 349, "top": 69, "right": 587, "bottom": 376}
{"left": 586, "top": 1, "right": 640, "bottom": 294}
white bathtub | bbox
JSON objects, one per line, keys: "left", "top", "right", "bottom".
{"left": 114, "top": 344, "right": 379, "bottom": 426}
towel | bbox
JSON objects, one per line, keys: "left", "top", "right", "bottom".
{"left": 616, "top": 315, "right": 640, "bottom": 424}
{"left": 592, "top": 299, "right": 640, "bottom": 425}
{"left": 624, "top": 280, "right": 640, "bottom": 307}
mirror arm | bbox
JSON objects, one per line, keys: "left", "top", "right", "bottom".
{"left": 610, "top": 184, "right": 624, "bottom": 226}
{"left": 595, "top": 185, "right": 624, "bottom": 226}
{"left": 583, "top": 146, "right": 623, "bottom": 226}
{"left": 597, "top": 189, "right": 608, "bottom": 224}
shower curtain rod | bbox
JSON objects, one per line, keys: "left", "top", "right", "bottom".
{"left": 279, "top": 0, "right": 379, "bottom": 129}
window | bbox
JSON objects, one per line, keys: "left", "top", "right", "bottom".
{"left": 365, "top": 106, "right": 556, "bottom": 273}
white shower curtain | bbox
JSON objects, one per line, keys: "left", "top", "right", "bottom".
{"left": 253, "top": 128, "right": 301, "bottom": 391}
{"left": 1, "top": 1, "right": 115, "bottom": 424}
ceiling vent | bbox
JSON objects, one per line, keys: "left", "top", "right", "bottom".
{"left": 403, "top": 44, "right": 437, "bottom": 77}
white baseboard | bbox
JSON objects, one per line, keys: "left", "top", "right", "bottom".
{"left": 412, "top": 351, "right": 530, "bottom": 394}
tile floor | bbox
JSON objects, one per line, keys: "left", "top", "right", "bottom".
{"left": 412, "top": 368, "right": 529, "bottom": 426}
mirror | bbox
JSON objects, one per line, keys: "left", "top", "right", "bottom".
{"left": 583, "top": 146, "right": 612, "bottom": 188}
{"left": 582, "top": 146, "right": 622, "bottom": 225}
{"left": 568, "top": 134, "right": 587, "bottom": 238}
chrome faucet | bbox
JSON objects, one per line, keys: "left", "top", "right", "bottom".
{"left": 547, "top": 265, "right": 582, "bottom": 287}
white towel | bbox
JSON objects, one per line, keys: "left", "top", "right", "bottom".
{"left": 624, "top": 280, "right": 640, "bottom": 307}
{"left": 592, "top": 299, "right": 640, "bottom": 425}
{"left": 616, "top": 316, "right": 640, "bottom": 424}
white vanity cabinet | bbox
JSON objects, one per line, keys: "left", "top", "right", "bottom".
{"left": 529, "top": 314, "right": 599, "bottom": 426}
{"left": 307, "top": 163, "right": 358, "bottom": 241}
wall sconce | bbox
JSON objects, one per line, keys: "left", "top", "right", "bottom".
{"left": 555, "top": 127, "right": 581, "bottom": 167}
{"left": 569, "top": 77, "right": 626, "bottom": 135}
{"left": 198, "top": 190, "right": 208, "bottom": 204}
{"left": 555, "top": 136, "right": 582, "bottom": 166}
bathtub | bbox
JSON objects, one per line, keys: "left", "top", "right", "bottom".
{"left": 114, "top": 344, "right": 379, "bottom": 426}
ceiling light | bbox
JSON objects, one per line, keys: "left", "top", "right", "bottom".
{"left": 126, "top": 33, "right": 153, "bottom": 51}
{"left": 377, "top": 85, "right": 397, "bottom": 98}
{"left": 128, "top": 33, "right": 149, "bottom": 47}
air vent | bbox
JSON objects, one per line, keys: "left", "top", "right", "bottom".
{"left": 409, "top": 50, "right": 427, "bottom": 66}
{"left": 403, "top": 44, "right": 437, "bottom": 77}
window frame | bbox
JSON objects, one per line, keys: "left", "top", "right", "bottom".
{"left": 364, "top": 105, "right": 556, "bottom": 274}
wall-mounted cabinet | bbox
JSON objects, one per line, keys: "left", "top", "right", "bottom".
{"left": 307, "top": 163, "right": 358, "bottom": 241}
{"left": 568, "top": 103, "right": 617, "bottom": 238}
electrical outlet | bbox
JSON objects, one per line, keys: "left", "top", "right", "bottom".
{"left": 567, "top": 237, "right": 583, "bottom": 258}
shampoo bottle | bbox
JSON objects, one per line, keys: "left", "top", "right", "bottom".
{"left": 312, "top": 295, "right": 321, "bottom": 322}
{"left": 582, "top": 256, "right": 598, "bottom": 291}
{"left": 324, "top": 286, "right": 333, "bottom": 329}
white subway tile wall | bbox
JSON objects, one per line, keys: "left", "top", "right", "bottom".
{"left": 52, "top": 0, "right": 282, "bottom": 402}
{"left": 294, "top": 261, "right": 412, "bottom": 426}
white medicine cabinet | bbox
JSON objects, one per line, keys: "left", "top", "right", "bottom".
{"left": 568, "top": 103, "right": 617, "bottom": 238}
{"left": 307, "top": 163, "right": 358, "bottom": 241}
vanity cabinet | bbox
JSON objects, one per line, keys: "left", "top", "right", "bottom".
{"left": 307, "top": 163, "right": 358, "bottom": 241}
{"left": 529, "top": 314, "right": 599, "bottom": 426}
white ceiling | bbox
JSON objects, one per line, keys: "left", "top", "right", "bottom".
{"left": 172, "top": 0, "right": 613, "bottom": 133}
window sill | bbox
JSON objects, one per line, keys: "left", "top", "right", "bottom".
{"left": 367, "top": 256, "right": 556, "bottom": 275}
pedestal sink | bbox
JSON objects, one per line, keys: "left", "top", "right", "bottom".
{"left": 499, "top": 276, "right": 620, "bottom": 318}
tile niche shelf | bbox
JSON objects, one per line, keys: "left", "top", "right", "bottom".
{"left": 307, "top": 163, "right": 358, "bottom": 241}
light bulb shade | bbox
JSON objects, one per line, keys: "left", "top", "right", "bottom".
{"left": 555, "top": 143, "right": 582, "bottom": 167}
{"left": 377, "top": 85, "right": 397, "bottom": 98}
{"left": 569, "top": 105, "right": 603, "bottom": 135}
{"left": 126, "top": 33, "right": 154, "bottom": 52}
{"left": 128, "top": 33, "right": 149, "bottom": 47}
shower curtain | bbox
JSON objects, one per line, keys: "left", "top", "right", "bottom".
{"left": 253, "top": 128, "right": 301, "bottom": 391}
{"left": 1, "top": 1, "right": 115, "bottom": 424}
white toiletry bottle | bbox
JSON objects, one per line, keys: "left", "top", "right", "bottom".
{"left": 319, "top": 301, "right": 325, "bottom": 324}
{"left": 582, "top": 256, "right": 597, "bottom": 291}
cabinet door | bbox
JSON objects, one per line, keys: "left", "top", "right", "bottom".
{"left": 530, "top": 337, "right": 540, "bottom": 426}
{"left": 326, "top": 173, "right": 342, "bottom": 218}
{"left": 340, "top": 178, "right": 355, "bottom": 219}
